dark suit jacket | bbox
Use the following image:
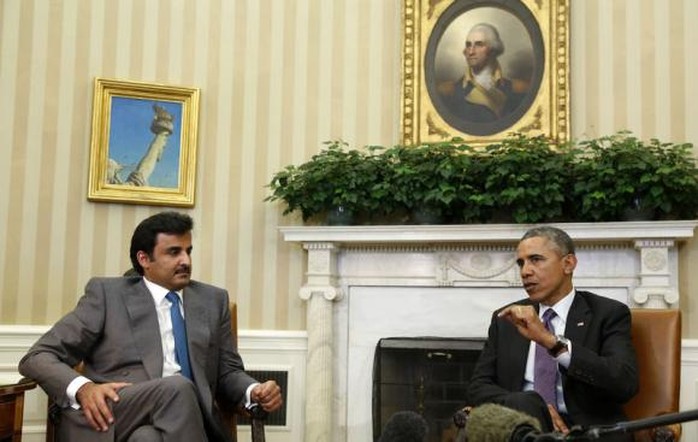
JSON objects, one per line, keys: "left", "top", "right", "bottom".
{"left": 467, "top": 290, "right": 638, "bottom": 429}
{"left": 19, "top": 276, "right": 257, "bottom": 441}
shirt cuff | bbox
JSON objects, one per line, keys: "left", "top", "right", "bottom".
{"left": 244, "top": 382, "right": 260, "bottom": 408}
{"left": 556, "top": 340, "right": 572, "bottom": 368}
{"left": 66, "top": 376, "right": 91, "bottom": 410}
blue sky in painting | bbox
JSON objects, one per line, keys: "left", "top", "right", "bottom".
{"left": 107, "top": 97, "right": 183, "bottom": 188}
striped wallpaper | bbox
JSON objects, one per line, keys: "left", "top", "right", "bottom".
{"left": 1, "top": 0, "right": 698, "bottom": 336}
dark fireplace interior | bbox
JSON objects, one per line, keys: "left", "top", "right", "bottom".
{"left": 372, "top": 337, "right": 485, "bottom": 442}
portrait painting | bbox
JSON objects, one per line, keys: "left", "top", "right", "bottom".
{"left": 400, "top": 0, "right": 569, "bottom": 145}
{"left": 88, "top": 78, "right": 200, "bottom": 207}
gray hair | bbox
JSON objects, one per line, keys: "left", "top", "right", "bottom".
{"left": 467, "top": 23, "right": 505, "bottom": 57}
{"left": 520, "top": 226, "right": 576, "bottom": 256}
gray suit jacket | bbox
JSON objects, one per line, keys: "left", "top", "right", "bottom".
{"left": 19, "top": 276, "right": 257, "bottom": 440}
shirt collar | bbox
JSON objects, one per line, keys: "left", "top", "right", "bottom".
{"left": 142, "top": 277, "right": 182, "bottom": 304}
{"left": 540, "top": 287, "right": 576, "bottom": 321}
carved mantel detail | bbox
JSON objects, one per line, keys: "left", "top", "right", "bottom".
{"left": 633, "top": 239, "right": 677, "bottom": 308}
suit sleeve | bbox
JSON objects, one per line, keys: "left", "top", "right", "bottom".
{"left": 214, "top": 291, "right": 257, "bottom": 406}
{"left": 18, "top": 278, "right": 107, "bottom": 407}
{"left": 466, "top": 310, "right": 516, "bottom": 405}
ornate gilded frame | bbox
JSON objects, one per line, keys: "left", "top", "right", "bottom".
{"left": 400, "top": 0, "right": 569, "bottom": 145}
{"left": 87, "top": 78, "right": 200, "bottom": 207}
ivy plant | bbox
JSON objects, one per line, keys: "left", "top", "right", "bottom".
{"left": 265, "top": 133, "right": 698, "bottom": 225}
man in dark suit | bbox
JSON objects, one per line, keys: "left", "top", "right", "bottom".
{"left": 467, "top": 226, "right": 638, "bottom": 442}
{"left": 19, "top": 211, "right": 282, "bottom": 442}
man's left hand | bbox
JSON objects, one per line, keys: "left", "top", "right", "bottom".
{"left": 251, "top": 380, "right": 283, "bottom": 412}
{"left": 548, "top": 404, "right": 570, "bottom": 434}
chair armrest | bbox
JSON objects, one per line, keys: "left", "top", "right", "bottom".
{"left": 635, "top": 411, "right": 683, "bottom": 442}
{"left": 245, "top": 404, "right": 268, "bottom": 442}
{"left": 651, "top": 423, "right": 681, "bottom": 442}
{"left": 215, "top": 397, "right": 268, "bottom": 442}
{"left": 0, "top": 377, "right": 37, "bottom": 441}
{"left": 0, "top": 377, "right": 37, "bottom": 394}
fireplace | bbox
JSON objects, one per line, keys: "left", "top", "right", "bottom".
{"left": 372, "top": 337, "right": 485, "bottom": 441}
{"left": 280, "top": 221, "right": 698, "bottom": 441}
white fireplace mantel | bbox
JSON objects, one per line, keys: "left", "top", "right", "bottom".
{"left": 281, "top": 220, "right": 698, "bottom": 442}
{"left": 280, "top": 220, "right": 698, "bottom": 243}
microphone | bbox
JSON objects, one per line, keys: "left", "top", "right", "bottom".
{"left": 465, "top": 403, "right": 564, "bottom": 441}
{"left": 378, "top": 410, "right": 429, "bottom": 442}
{"left": 571, "top": 408, "right": 698, "bottom": 440}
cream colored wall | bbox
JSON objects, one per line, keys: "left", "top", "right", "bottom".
{"left": 569, "top": 0, "right": 698, "bottom": 338}
{"left": 0, "top": 0, "right": 400, "bottom": 329}
{"left": 1, "top": 0, "right": 698, "bottom": 336}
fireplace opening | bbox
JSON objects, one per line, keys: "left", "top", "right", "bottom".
{"left": 372, "top": 337, "right": 485, "bottom": 442}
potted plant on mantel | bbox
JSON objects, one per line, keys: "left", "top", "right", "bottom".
{"left": 379, "top": 141, "right": 476, "bottom": 224}
{"left": 265, "top": 140, "right": 389, "bottom": 225}
{"left": 572, "top": 132, "right": 698, "bottom": 221}
{"left": 265, "top": 133, "right": 698, "bottom": 225}
{"left": 477, "top": 134, "right": 577, "bottom": 223}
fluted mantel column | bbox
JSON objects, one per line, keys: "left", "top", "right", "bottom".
{"left": 298, "top": 242, "right": 343, "bottom": 442}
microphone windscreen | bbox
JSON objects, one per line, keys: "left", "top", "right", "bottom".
{"left": 378, "top": 410, "right": 429, "bottom": 442}
{"left": 466, "top": 403, "right": 541, "bottom": 442}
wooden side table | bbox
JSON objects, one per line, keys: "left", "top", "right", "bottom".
{"left": 0, "top": 378, "right": 36, "bottom": 442}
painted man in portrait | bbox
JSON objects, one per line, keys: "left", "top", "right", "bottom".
{"left": 438, "top": 22, "right": 524, "bottom": 124}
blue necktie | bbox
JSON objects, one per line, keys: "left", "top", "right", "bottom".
{"left": 165, "top": 292, "right": 193, "bottom": 380}
{"left": 534, "top": 308, "right": 558, "bottom": 409}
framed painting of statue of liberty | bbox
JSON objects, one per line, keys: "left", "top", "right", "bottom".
{"left": 87, "top": 78, "right": 200, "bottom": 207}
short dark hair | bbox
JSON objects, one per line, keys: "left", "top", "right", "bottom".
{"left": 520, "top": 226, "right": 575, "bottom": 256}
{"left": 129, "top": 211, "right": 194, "bottom": 275}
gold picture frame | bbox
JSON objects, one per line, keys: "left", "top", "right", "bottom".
{"left": 87, "top": 78, "right": 200, "bottom": 207}
{"left": 401, "top": 0, "right": 569, "bottom": 146}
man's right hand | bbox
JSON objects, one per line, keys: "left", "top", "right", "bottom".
{"left": 76, "top": 381, "right": 131, "bottom": 432}
{"left": 498, "top": 304, "right": 557, "bottom": 349}
{"left": 251, "top": 380, "right": 283, "bottom": 412}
